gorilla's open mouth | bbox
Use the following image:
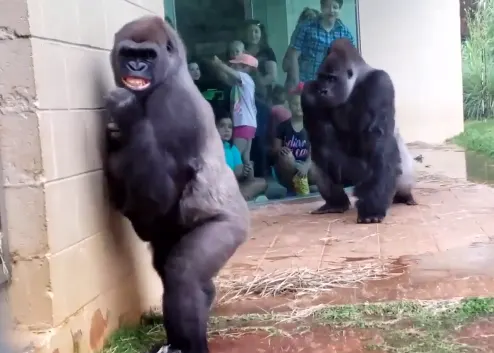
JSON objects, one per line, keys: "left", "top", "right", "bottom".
{"left": 122, "top": 76, "right": 151, "bottom": 90}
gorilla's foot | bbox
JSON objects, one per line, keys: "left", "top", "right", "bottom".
{"left": 356, "top": 195, "right": 388, "bottom": 224}
{"left": 149, "top": 344, "right": 181, "bottom": 353}
{"left": 393, "top": 192, "right": 417, "bottom": 206}
{"left": 357, "top": 215, "right": 384, "bottom": 224}
{"left": 311, "top": 202, "right": 349, "bottom": 214}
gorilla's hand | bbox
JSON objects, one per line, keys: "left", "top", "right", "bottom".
{"left": 106, "top": 87, "right": 137, "bottom": 113}
{"left": 106, "top": 122, "right": 121, "bottom": 140}
{"left": 105, "top": 88, "right": 143, "bottom": 131}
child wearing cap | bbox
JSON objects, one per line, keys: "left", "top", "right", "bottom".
{"left": 212, "top": 53, "right": 258, "bottom": 169}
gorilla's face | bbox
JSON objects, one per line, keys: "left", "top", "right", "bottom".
{"left": 114, "top": 40, "right": 159, "bottom": 93}
{"left": 314, "top": 54, "right": 355, "bottom": 107}
{"left": 111, "top": 18, "right": 186, "bottom": 96}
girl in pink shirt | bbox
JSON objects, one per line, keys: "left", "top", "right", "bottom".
{"left": 212, "top": 53, "right": 259, "bottom": 166}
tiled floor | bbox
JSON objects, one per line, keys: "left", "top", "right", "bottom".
{"left": 216, "top": 145, "right": 494, "bottom": 310}
{"left": 208, "top": 145, "right": 494, "bottom": 352}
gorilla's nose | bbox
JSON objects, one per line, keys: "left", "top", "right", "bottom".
{"left": 127, "top": 60, "right": 148, "bottom": 72}
{"left": 318, "top": 88, "right": 329, "bottom": 96}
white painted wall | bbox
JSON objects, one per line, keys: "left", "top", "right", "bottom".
{"left": 359, "top": 0, "right": 464, "bottom": 143}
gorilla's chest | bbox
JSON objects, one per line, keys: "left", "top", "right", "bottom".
{"left": 333, "top": 130, "right": 362, "bottom": 156}
{"left": 330, "top": 103, "right": 365, "bottom": 132}
{"left": 330, "top": 111, "right": 374, "bottom": 157}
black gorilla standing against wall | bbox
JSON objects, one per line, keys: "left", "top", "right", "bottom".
{"left": 103, "top": 16, "right": 249, "bottom": 353}
{"left": 302, "top": 38, "right": 416, "bottom": 224}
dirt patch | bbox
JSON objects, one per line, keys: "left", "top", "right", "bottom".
{"left": 209, "top": 325, "right": 384, "bottom": 353}
{"left": 455, "top": 317, "right": 494, "bottom": 352}
{"left": 208, "top": 315, "right": 494, "bottom": 353}
{"left": 103, "top": 298, "right": 494, "bottom": 353}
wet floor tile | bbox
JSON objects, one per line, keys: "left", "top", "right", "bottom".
{"left": 378, "top": 224, "right": 438, "bottom": 257}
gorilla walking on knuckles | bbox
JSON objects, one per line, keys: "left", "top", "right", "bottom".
{"left": 301, "top": 38, "right": 416, "bottom": 224}
{"left": 103, "top": 16, "right": 249, "bottom": 353}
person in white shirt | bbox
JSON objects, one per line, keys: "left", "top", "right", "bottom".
{"left": 212, "top": 53, "right": 259, "bottom": 169}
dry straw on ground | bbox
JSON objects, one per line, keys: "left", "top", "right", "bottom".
{"left": 215, "top": 262, "right": 405, "bottom": 304}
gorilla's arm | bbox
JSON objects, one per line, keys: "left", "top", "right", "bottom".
{"left": 104, "top": 164, "right": 127, "bottom": 211}
{"left": 351, "top": 70, "right": 400, "bottom": 222}
{"left": 358, "top": 70, "right": 395, "bottom": 135}
{"left": 103, "top": 120, "right": 128, "bottom": 211}
{"left": 356, "top": 70, "right": 397, "bottom": 168}
{"left": 105, "top": 122, "right": 124, "bottom": 153}
{"left": 106, "top": 88, "right": 180, "bottom": 215}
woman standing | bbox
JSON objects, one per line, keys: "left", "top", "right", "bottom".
{"left": 242, "top": 19, "right": 278, "bottom": 100}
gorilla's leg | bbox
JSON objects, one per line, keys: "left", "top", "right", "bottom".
{"left": 160, "top": 219, "right": 244, "bottom": 353}
{"left": 393, "top": 129, "right": 417, "bottom": 206}
{"left": 204, "top": 279, "right": 216, "bottom": 310}
{"left": 393, "top": 191, "right": 417, "bottom": 205}
{"left": 148, "top": 261, "right": 217, "bottom": 353}
{"left": 392, "top": 166, "right": 417, "bottom": 206}
{"left": 354, "top": 162, "right": 397, "bottom": 224}
{"left": 311, "top": 165, "right": 350, "bottom": 214}
{"left": 162, "top": 279, "right": 208, "bottom": 353}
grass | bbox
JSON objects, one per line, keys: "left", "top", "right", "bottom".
{"left": 452, "top": 120, "right": 494, "bottom": 156}
{"left": 101, "top": 297, "right": 494, "bottom": 353}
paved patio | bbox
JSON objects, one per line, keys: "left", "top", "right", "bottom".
{"left": 215, "top": 145, "right": 494, "bottom": 313}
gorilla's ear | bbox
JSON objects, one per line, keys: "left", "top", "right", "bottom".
{"left": 326, "top": 46, "right": 332, "bottom": 56}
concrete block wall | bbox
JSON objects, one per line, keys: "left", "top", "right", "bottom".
{"left": 0, "top": 0, "right": 164, "bottom": 352}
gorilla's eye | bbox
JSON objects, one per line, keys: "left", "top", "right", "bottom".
{"left": 317, "top": 72, "right": 337, "bottom": 82}
{"left": 120, "top": 48, "right": 136, "bottom": 58}
{"left": 347, "top": 69, "right": 353, "bottom": 78}
{"left": 141, "top": 49, "right": 157, "bottom": 60}
{"left": 119, "top": 48, "right": 156, "bottom": 61}
{"left": 328, "top": 75, "right": 338, "bottom": 82}
{"left": 166, "top": 40, "right": 174, "bottom": 52}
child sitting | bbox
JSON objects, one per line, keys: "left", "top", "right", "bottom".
{"left": 212, "top": 53, "right": 258, "bottom": 167}
{"left": 272, "top": 83, "right": 317, "bottom": 195}
{"left": 216, "top": 115, "right": 268, "bottom": 201}
{"left": 271, "top": 84, "right": 292, "bottom": 124}
{"left": 268, "top": 85, "right": 292, "bottom": 145}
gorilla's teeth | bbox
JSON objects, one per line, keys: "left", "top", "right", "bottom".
{"left": 123, "top": 77, "right": 148, "bottom": 88}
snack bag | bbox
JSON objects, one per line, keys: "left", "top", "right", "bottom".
{"left": 292, "top": 173, "right": 310, "bottom": 195}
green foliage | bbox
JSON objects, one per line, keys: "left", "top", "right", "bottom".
{"left": 463, "top": 0, "right": 494, "bottom": 120}
{"left": 452, "top": 119, "right": 494, "bottom": 155}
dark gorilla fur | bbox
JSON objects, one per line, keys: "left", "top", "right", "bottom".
{"left": 104, "top": 16, "right": 249, "bottom": 353}
{"left": 301, "top": 38, "right": 416, "bottom": 224}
